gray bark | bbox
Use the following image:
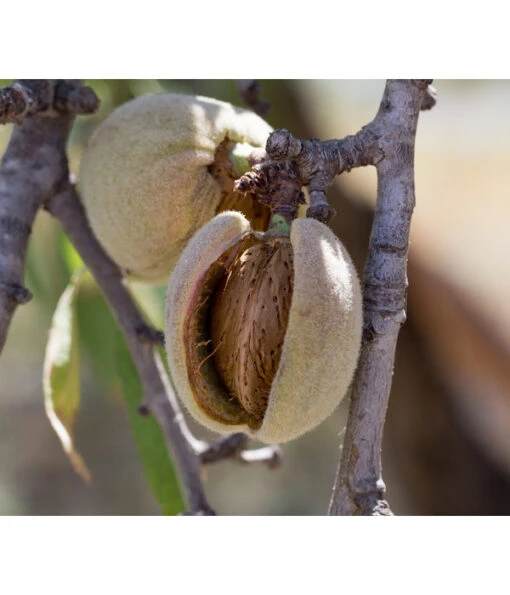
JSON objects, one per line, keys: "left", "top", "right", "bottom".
{"left": 329, "top": 80, "right": 431, "bottom": 515}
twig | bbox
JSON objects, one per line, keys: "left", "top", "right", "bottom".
{"left": 328, "top": 79, "right": 432, "bottom": 515}
{"left": 199, "top": 433, "right": 248, "bottom": 463}
{"left": 236, "top": 80, "right": 271, "bottom": 117}
{"left": 199, "top": 433, "right": 283, "bottom": 469}
{"left": 252, "top": 124, "right": 383, "bottom": 224}
{"left": 237, "top": 445, "right": 283, "bottom": 469}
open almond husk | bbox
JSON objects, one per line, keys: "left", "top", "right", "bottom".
{"left": 165, "top": 211, "right": 363, "bottom": 444}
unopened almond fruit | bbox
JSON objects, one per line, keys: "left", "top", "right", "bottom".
{"left": 79, "top": 93, "right": 272, "bottom": 282}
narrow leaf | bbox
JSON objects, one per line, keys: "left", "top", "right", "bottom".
{"left": 115, "top": 332, "right": 184, "bottom": 515}
{"left": 59, "top": 230, "right": 84, "bottom": 274}
{"left": 76, "top": 281, "right": 120, "bottom": 392}
{"left": 43, "top": 269, "right": 91, "bottom": 482}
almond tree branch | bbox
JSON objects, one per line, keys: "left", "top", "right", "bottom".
{"left": 0, "top": 80, "right": 97, "bottom": 353}
{"left": 264, "top": 124, "right": 383, "bottom": 223}
{"left": 47, "top": 182, "right": 216, "bottom": 515}
{"left": 328, "top": 79, "right": 432, "bottom": 515}
{"left": 237, "top": 80, "right": 433, "bottom": 515}
{"left": 263, "top": 81, "right": 435, "bottom": 225}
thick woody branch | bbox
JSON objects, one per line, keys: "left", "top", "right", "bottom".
{"left": 328, "top": 79, "right": 432, "bottom": 515}
{"left": 237, "top": 79, "right": 432, "bottom": 514}
{"left": 0, "top": 79, "right": 99, "bottom": 353}
{"left": 0, "top": 117, "right": 69, "bottom": 352}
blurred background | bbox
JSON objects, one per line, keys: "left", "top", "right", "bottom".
{"left": 1, "top": 79, "right": 510, "bottom": 515}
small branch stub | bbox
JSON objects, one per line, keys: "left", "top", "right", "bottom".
{"left": 0, "top": 281, "right": 32, "bottom": 305}
{"left": 0, "top": 80, "right": 99, "bottom": 125}
{"left": 198, "top": 433, "right": 283, "bottom": 469}
{"left": 235, "top": 161, "right": 305, "bottom": 226}
{"left": 54, "top": 82, "right": 101, "bottom": 115}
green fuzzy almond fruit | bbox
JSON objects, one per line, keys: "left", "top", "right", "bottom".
{"left": 165, "top": 211, "right": 363, "bottom": 444}
{"left": 79, "top": 93, "right": 273, "bottom": 282}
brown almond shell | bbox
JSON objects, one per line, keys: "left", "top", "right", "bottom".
{"left": 164, "top": 211, "right": 363, "bottom": 443}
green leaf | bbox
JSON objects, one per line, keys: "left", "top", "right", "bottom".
{"left": 128, "top": 280, "right": 167, "bottom": 329}
{"left": 115, "top": 331, "right": 185, "bottom": 515}
{"left": 43, "top": 269, "right": 91, "bottom": 483}
{"left": 59, "top": 231, "right": 84, "bottom": 274}
{"left": 76, "top": 282, "right": 120, "bottom": 392}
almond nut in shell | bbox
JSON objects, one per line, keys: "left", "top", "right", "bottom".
{"left": 165, "top": 210, "right": 363, "bottom": 444}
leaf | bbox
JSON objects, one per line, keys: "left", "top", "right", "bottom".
{"left": 58, "top": 230, "right": 84, "bottom": 274}
{"left": 128, "top": 280, "right": 167, "bottom": 329}
{"left": 43, "top": 269, "right": 91, "bottom": 483}
{"left": 115, "top": 331, "right": 185, "bottom": 515}
{"left": 76, "top": 282, "right": 120, "bottom": 392}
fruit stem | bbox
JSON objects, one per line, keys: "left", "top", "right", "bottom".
{"left": 266, "top": 213, "right": 291, "bottom": 236}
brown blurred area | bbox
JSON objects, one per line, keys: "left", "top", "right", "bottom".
{"left": 1, "top": 80, "right": 510, "bottom": 515}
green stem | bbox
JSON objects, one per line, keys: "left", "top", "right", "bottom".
{"left": 266, "top": 212, "right": 293, "bottom": 237}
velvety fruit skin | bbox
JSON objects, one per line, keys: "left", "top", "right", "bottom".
{"left": 79, "top": 93, "right": 273, "bottom": 282}
{"left": 165, "top": 211, "right": 363, "bottom": 444}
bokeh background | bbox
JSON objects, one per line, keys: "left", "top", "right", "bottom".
{"left": 1, "top": 79, "right": 510, "bottom": 515}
